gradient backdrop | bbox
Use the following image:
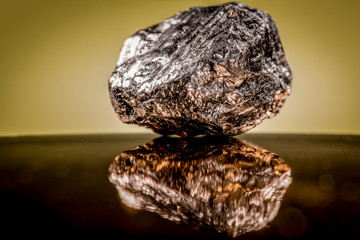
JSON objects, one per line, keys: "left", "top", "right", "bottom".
{"left": 1, "top": 0, "right": 359, "bottom": 136}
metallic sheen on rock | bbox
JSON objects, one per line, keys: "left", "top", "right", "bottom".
{"left": 108, "top": 137, "right": 292, "bottom": 237}
{"left": 109, "top": 2, "right": 292, "bottom": 137}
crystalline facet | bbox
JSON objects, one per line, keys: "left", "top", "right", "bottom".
{"left": 109, "top": 2, "right": 292, "bottom": 137}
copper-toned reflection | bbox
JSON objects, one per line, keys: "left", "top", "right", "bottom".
{"left": 108, "top": 137, "right": 292, "bottom": 237}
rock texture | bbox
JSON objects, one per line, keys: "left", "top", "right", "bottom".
{"left": 109, "top": 2, "right": 292, "bottom": 137}
{"left": 108, "top": 137, "right": 292, "bottom": 237}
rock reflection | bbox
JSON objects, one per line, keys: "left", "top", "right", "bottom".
{"left": 108, "top": 137, "right": 292, "bottom": 237}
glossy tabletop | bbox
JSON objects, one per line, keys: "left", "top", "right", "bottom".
{"left": 0, "top": 133, "right": 359, "bottom": 239}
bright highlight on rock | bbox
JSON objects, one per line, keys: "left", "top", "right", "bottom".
{"left": 109, "top": 2, "right": 292, "bottom": 137}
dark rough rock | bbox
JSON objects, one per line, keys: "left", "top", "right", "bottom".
{"left": 108, "top": 137, "right": 292, "bottom": 237}
{"left": 109, "top": 2, "right": 292, "bottom": 137}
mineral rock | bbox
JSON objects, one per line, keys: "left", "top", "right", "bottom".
{"left": 108, "top": 137, "right": 292, "bottom": 237}
{"left": 109, "top": 2, "right": 292, "bottom": 137}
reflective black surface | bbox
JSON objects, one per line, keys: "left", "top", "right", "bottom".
{"left": 0, "top": 134, "right": 360, "bottom": 239}
{"left": 109, "top": 137, "right": 292, "bottom": 237}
